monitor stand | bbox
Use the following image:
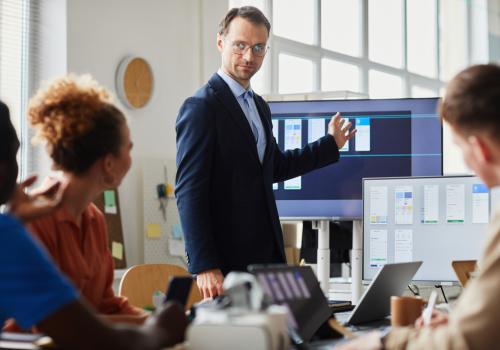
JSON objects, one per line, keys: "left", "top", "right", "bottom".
{"left": 311, "top": 219, "right": 363, "bottom": 304}
{"left": 351, "top": 219, "right": 363, "bottom": 304}
{"left": 311, "top": 220, "right": 330, "bottom": 295}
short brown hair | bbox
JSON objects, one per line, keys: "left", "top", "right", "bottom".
{"left": 218, "top": 6, "right": 271, "bottom": 36}
{"left": 28, "top": 75, "right": 126, "bottom": 174}
{"left": 440, "top": 64, "right": 500, "bottom": 139}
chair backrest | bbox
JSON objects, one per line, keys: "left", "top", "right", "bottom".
{"left": 118, "top": 263, "right": 202, "bottom": 310}
{"left": 452, "top": 260, "right": 477, "bottom": 287}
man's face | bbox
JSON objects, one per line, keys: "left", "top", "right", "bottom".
{"left": 217, "top": 16, "right": 268, "bottom": 88}
{"left": 450, "top": 122, "right": 498, "bottom": 187}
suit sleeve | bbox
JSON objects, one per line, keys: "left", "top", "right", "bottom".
{"left": 272, "top": 133, "right": 340, "bottom": 183}
{"left": 261, "top": 100, "right": 340, "bottom": 183}
{"left": 175, "top": 97, "right": 220, "bottom": 274}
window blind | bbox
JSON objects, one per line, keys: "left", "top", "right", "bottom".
{"left": 0, "top": 0, "right": 40, "bottom": 179}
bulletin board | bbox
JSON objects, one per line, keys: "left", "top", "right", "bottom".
{"left": 94, "top": 189, "right": 127, "bottom": 269}
{"left": 142, "top": 157, "right": 186, "bottom": 267}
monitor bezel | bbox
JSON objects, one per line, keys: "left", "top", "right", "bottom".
{"left": 270, "top": 97, "right": 443, "bottom": 220}
{"left": 361, "top": 174, "right": 485, "bottom": 285}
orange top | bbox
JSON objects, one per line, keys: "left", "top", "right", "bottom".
{"left": 27, "top": 203, "right": 141, "bottom": 315}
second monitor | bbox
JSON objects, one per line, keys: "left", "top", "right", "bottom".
{"left": 363, "top": 175, "right": 491, "bottom": 282}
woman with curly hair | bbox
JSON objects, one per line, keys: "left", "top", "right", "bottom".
{"left": 0, "top": 99, "right": 187, "bottom": 349}
{"left": 23, "top": 75, "right": 145, "bottom": 323}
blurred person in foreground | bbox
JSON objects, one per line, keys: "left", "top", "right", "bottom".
{"left": 0, "top": 99, "right": 187, "bottom": 349}
{"left": 336, "top": 64, "right": 500, "bottom": 350}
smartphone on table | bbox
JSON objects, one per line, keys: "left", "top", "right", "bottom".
{"left": 163, "top": 276, "right": 194, "bottom": 308}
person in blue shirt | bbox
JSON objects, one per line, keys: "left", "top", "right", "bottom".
{"left": 0, "top": 100, "right": 188, "bottom": 349}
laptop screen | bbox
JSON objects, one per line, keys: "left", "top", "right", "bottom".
{"left": 248, "top": 265, "right": 331, "bottom": 342}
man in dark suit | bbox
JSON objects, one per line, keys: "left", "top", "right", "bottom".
{"left": 175, "top": 6, "right": 356, "bottom": 299}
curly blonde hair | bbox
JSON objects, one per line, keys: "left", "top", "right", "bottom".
{"left": 29, "top": 74, "right": 126, "bottom": 174}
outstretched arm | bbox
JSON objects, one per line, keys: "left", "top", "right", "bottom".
{"left": 0, "top": 215, "right": 187, "bottom": 350}
{"left": 38, "top": 300, "right": 187, "bottom": 350}
{"left": 273, "top": 112, "right": 355, "bottom": 182}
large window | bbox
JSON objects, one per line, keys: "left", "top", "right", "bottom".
{"left": 321, "top": 0, "right": 361, "bottom": 57}
{"left": 368, "top": 0, "right": 404, "bottom": 69}
{"left": 273, "top": 0, "right": 315, "bottom": 45}
{"left": 0, "top": 0, "right": 26, "bottom": 134}
{"left": 0, "top": 0, "right": 37, "bottom": 179}
{"left": 278, "top": 53, "right": 314, "bottom": 93}
{"left": 229, "top": 0, "right": 483, "bottom": 98}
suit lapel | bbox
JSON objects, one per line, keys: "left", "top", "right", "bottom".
{"left": 209, "top": 74, "right": 260, "bottom": 164}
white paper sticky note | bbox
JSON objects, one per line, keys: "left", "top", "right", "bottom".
{"left": 168, "top": 238, "right": 185, "bottom": 257}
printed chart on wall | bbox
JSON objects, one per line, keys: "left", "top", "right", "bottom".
{"left": 94, "top": 189, "right": 126, "bottom": 268}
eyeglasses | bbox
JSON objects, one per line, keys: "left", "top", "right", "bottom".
{"left": 230, "top": 41, "right": 269, "bottom": 57}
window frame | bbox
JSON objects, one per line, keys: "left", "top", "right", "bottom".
{"left": 261, "top": 0, "right": 474, "bottom": 97}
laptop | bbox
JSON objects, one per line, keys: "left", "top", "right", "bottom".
{"left": 346, "top": 261, "right": 422, "bottom": 325}
{"left": 248, "top": 264, "right": 333, "bottom": 343}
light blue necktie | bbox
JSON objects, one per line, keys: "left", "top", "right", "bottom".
{"left": 242, "top": 91, "right": 259, "bottom": 143}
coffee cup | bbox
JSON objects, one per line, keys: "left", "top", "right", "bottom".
{"left": 391, "top": 295, "right": 425, "bottom": 326}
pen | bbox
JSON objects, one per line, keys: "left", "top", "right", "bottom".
{"left": 422, "top": 290, "right": 438, "bottom": 326}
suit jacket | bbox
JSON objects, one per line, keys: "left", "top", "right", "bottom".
{"left": 175, "top": 73, "right": 339, "bottom": 275}
{"left": 385, "top": 209, "right": 500, "bottom": 350}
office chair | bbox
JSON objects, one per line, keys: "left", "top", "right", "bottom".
{"left": 118, "top": 263, "right": 202, "bottom": 310}
{"left": 452, "top": 260, "right": 477, "bottom": 287}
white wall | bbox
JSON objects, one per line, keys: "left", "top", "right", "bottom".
{"left": 200, "top": 0, "right": 229, "bottom": 81}
{"left": 65, "top": 0, "right": 227, "bottom": 266}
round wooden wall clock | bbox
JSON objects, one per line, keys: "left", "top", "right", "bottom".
{"left": 116, "top": 56, "right": 154, "bottom": 109}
